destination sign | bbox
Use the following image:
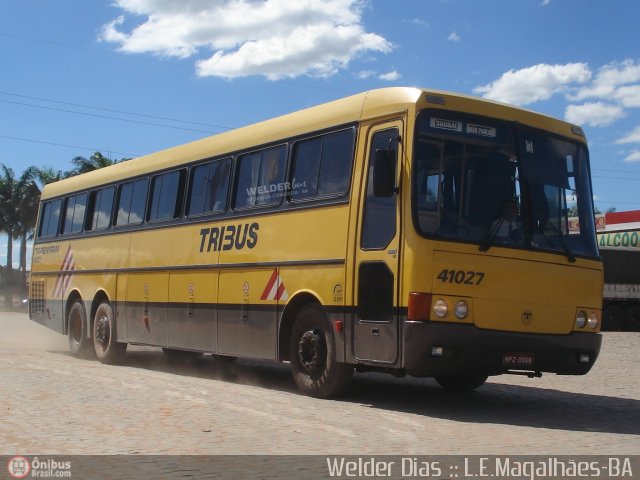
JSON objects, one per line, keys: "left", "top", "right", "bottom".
{"left": 466, "top": 123, "right": 496, "bottom": 138}
{"left": 430, "top": 118, "right": 462, "bottom": 132}
{"left": 428, "top": 117, "right": 499, "bottom": 140}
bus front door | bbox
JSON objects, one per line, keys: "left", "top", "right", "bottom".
{"left": 353, "top": 121, "right": 402, "bottom": 364}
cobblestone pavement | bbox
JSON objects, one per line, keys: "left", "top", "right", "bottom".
{"left": 0, "top": 312, "right": 638, "bottom": 456}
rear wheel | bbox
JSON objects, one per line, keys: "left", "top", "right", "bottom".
{"left": 289, "top": 304, "right": 352, "bottom": 398}
{"left": 93, "top": 301, "right": 127, "bottom": 364}
{"left": 435, "top": 374, "right": 488, "bottom": 391}
{"left": 67, "top": 301, "right": 92, "bottom": 357}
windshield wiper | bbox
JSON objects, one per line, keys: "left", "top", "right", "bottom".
{"left": 478, "top": 217, "right": 503, "bottom": 252}
{"left": 541, "top": 221, "right": 576, "bottom": 263}
{"left": 479, "top": 200, "right": 519, "bottom": 252}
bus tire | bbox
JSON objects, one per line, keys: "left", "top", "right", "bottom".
{"left": 435, "top": 374, "right": 488, "bottom": 391}
{"left": 289, "top": 304, "right": 352, "bottom": 398}
{"left": 602, "top": 304, "right": 624, "bottom": 331}
{"left": 67, "top": 301, "right": 92, "bottom": 357}
{"left": 623, "top": 304, "right": 640, "bottom": 331}
{"left": 93, "top": 301, "right": 127, "bottom": 364}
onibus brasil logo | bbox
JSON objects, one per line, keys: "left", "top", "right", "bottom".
{"left": 7, "top": 456, "right": 72, "bottom": 478}
{"left": 7, "top": 457, "right": 30, "bottom": 479}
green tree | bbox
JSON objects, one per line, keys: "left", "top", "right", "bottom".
{"left": 0, "top": 164, "right": 41, "bottom": 305}
{"left": 0, "top": 164, "right": 20, "bottom": 274}
{"left": 33, "top": 166, "right": 71, "bottom": 186}
{"left": 70, "top": 151, "right": 117, "bottom": 175}
{"left": 16, "top": 167, "right": 41, "bottom": 281}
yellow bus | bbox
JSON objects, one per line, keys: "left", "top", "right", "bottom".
{"left": 29, "top": 87, "right": 603, "bottom": 397}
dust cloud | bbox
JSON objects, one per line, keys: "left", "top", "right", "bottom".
{"left": 0, "top": 311, "right": 68, "bottom": 352}
{"left": 0, "top": 311, "right": 296, "bottom": 392}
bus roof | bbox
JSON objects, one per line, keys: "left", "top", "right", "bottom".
{"left": 40, "top": 86, "right": 584, "bottom": 200}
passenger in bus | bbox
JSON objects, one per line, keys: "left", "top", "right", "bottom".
{"left": 207, "top": 162, "right": 230, "bottom": 212}
{"left": 258, "top": 148, "right": 285, "bottom": 204}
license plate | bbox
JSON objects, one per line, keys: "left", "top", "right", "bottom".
{"left": 502, "top": 352, "right": 535, "bottom": 367}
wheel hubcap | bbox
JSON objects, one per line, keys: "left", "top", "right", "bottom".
{"left": 298, "top": 329, "right": 326, "bottom": 375}
{"left": 70, "top": 313, "right": 82, "bottom": 342}
{"left": 95, "top": 315, "right": 110, "bottom": 350}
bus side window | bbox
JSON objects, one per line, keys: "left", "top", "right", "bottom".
{"left": 234, "top": 145, "right": 287, "bottom": 209}
{"left": 187, "top": 158, "right": 230, "bottom": 216}
{"left": 38, "top": 199, "right": 62, "bottom": 238}
{"left": 148, "top": 170, "right": 185, "bottom": 222}
{"left": 115, "top": 178, "right": 148, "bottom": 226}
{"left": 61, "top": 192, "right": 87, "bottom": 235}
{"left": 86, "top": 186, "right": 115, "bottom": 231}
{"left": 361, "top": 128, "right": 398, "bottom": 250}
{"left": 290, "top": 128, "right": 355, "bottom": 201}
{"left": 290, "top": 137, "right": 321, "bottom": 201}
{"left": 317, "top": 129, "right": 354, "bottom": 197}
{"left": 256, "top": 146, "right": 286, "bottom": 206}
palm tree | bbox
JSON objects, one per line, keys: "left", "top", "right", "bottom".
{"left": 33, "top": 166, "right": 71, "bottom": 185}
{"left": 15, "top": 167, "right": 41, "bottom": 286}
{"left": 71, "top": 152, "right": 117, "bottom": 175}
{"left": 0, "top": 164, "right": 20, "bottom": 275}
{"left": 0, "top": 164, "right": 41, "bottom": 305}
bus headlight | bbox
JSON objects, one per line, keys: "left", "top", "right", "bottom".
{"left": 587, "top": 312, "right": 599, "bottom": 330}
{"left": 575, "top": 310, "right": 587, "bottom": 329}
{"left": 433, "top": 299, "right": 448, "bottom": 318}
{"left": 454, "top": 300, "right": 468, "bottom": 319}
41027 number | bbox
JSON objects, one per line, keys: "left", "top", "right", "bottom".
{"left": 436, "top": 269, "right": 485, "bottom": 285}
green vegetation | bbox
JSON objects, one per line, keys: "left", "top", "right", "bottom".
{"left": 0, "top": 152, "right": 124, "bottom": 307}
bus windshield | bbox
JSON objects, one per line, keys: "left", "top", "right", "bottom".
{"left": 412, "top": 110, "right": 598, "bottom": 259}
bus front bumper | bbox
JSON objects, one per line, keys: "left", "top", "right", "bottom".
{"left": 402, "top": 321, "right": 602, "bottom": 377}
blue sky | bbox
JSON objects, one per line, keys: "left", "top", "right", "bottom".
{"left": 1, "top": 0, "right": 640, "bottom": 267}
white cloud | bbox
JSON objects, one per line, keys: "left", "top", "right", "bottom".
{"left": 100, "top": 0, "right": 392, "bottom": 80}
{"left": 616, "top": 126, "right": 640, "bottom": 144}
{"left": 613, "top": 84, "right": 640, "bottom": 108}
{"left": 623, "top": 150, "right": 640, "bottom": 162}
{"left": 541, "top": 0, "right": 551, "bottom": 5}
{"left": 570, "top": 60, "right": 640, "bottom": 102}
{"left": 356, "top": 70, "right": 375, "bottom": 79}
{"left": 564, "top": 102, "right": 625, "bottom": 127}
{"left": 473, "top": 63, "right": 591, "bottom": 106}
{"left": 447, "top": 31, "right": 460, "bottom": 42}
{"left": 378, "top": 70, "right": 400, "bottom": 81}
{"left": 409, "top": 18, "right": 428, "bottom": 27}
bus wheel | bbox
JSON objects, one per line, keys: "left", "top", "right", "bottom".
{"left": 602, "top": 304, "right": 624, "bottom": 331}
{"left": 435, "top": 374, "right": 488, "bottom": 391}
{"left": 289, "top": 304, "right": 352, "bottom": 398}
{"left": 67, "top": 301, "right": 92, "bottom": 357}
{"left": 93, "top": 301, "right": 127, "bottom": 364}
{"left": 162, "top": 348, "right": 203, "bottom": 362}
{"left": 623, "top": 304, "right": 640, "bottom": 331}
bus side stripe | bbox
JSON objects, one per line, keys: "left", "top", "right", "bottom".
{"left": 261, "top": 268, "right": 279, "bottom": 300}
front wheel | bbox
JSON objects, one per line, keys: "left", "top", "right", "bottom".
{"left": 93, "top": 301, "right": 127, "bottom": 364}
{"left": 435, "top": 374, "right": 488, "bottom": 391}
{"left": 289, "top": 304, "right": 352, "bottom": 398}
